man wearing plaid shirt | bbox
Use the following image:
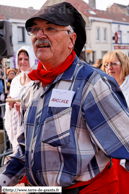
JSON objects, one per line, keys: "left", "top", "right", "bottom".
{"left": 0, "top": 2, "right": 129, "bottom": 194}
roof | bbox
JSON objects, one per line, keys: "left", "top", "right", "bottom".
{"left": 93, "top": 10, "right": 129, "bottom": 23}
{"left": 0, "top": 13, "right": 5, "bottom": 20}
{"left": 66, "top": 0, "right": 129, "bottom": 23}
{"left": 65, "top": 0, "right": 99, "bottom": 17}
{"left": 115, "top": 3, "right": 128, "bottom": 9}
{"left": 0, "top": 1, "right": 129, "bottom": 24}
{"left": 0, "top": 5, "right": 38, "bottom": 20}
{"left": 65, "top": 0, "right": 129, "bottom": 23}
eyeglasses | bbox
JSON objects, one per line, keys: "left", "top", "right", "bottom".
{"left": 27, "top": 26, "right": 71, "bottom": 36}
{"left": 104, "top": 61, "right": 121, "bottom": 69}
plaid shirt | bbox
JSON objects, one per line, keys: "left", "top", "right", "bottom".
{"left": 1, "top": 55, "right": 129, "bottom": 187}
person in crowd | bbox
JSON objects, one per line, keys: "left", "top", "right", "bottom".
{"left": 0, "top": 59, "right": 3, "bottom": 79}
{"left": 0, "top": 59, "right": 8, "bottom": 78}
{"left": 89, "top": 59, "right": 93, "bottom": 65}
{"left": 0, "top": 77, "right": 4, "bottom": 96}
{"left": 15, "top": 68, "right": 21, "bottom": 75}
{"left": 4, "top": 45, "right": 35, "bottom": 152}
{"left": 0, "top": 59, "right": 3, "bottom": 69}
{"left": 0, "top": 59, "right": 4, "bottom": 91}
{"left": 102, "top": 50, "right": 129, "bottom": 107}
{"left": 4, "top": 46, "right": 35, "bottom": 186}
{"left": 102, "top": 50, "right": 129, "bottom": 194}
{"left": 6, "top": 68, "right": 16, "bottom": 85}
{"left": 1, "top": 2, "right": 129, "bottom": 193}
{"left": 93, "top": 58, "right": 103, "bottom": 69}
{"left": 0, "top": 85, "right": 10, "bottom": 130}
{"left": 0, "top": 84, "right": 10, "bottom": 104}
{"left": 1, "top": 64, "right": 8, "bottom": 77}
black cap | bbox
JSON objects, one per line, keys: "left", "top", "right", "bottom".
{"left": 25, "top": 2, "right": 86, "bottom": 57}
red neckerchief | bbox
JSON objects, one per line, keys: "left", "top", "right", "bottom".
{"left": 28, "top": 50, "right": 75, "bottom": 86}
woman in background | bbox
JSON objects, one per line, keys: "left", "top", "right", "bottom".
{"left": 102, "top": 50, "right": 129, "bottom": 107}
{"left": 102, "top": 50, "right": 129, "bottom": 194}
{"left": 5, "top": 46, "right": 35, "bottom": 152}
{"left": 4, "top": 45, "right": 35, "bottom": 185}
{"left": 93, "top": 58, "right": 103, "bottom": 69}
{"left": 6, "top": 68, "right": 16, "bottom": 85}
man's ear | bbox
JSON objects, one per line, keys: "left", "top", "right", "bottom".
{"left": 68, "top": 33, "right": 77, "bottom": 49}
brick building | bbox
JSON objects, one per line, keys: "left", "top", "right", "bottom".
{"left": 107, "top": 3, "right": 129, "bottom": 15}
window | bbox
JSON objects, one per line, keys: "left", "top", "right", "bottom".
{"left": 96, "top": 28, "right": 100, "bottom": 41}
{"left": 103, "top": 28, "right": 107, "bottom": 42}
{"left": 17, "top": 26, "right": 25, "bottom": 42}
{"left": 87, "top": 10, "right": 96, "bottom": 15}
{"left": 102, "top": 51, "right": 107, "bottom": 58}
{"left": 127, "top": 31, "right": 129, "bottom": 43}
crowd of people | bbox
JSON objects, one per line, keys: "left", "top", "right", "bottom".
{"left": 0, "top": 59, "right": 15, "bottom": 130}
{"left": 0, "top": 2, "right": 129, "bottom": 194}
{"left": 0, "top": 59, "right": 16, "bottom": 103}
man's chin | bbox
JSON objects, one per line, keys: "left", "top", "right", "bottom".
{"left": 37, "top": 52, "right": 52, "bottom": 62}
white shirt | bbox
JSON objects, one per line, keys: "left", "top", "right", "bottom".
{"left": 120, "top": 75, "right": 129, "bottom": 108}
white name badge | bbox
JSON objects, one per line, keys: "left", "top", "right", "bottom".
{"left": 49, "top": 89, "right": 75, "bottom": 107}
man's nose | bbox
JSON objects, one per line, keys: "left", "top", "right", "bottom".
{"left": 36, "top": 29, "right": 47, "bottom": 38}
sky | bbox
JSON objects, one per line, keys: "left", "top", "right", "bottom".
{"left": 0, "top": 0, "right": 128, "bottom": 10}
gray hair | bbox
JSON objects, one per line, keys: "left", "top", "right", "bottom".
{"left": 66, "top": 25, "right": 74, "bottom": 34}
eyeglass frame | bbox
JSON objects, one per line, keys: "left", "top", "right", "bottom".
{"left": 104, "top": 61, "right": 121, "bottom": 69}
{"left": 9, "top": 72, "right": 15, "bottom": 75}
{"left": 26, "top": 26, "right": 72, "bottom": 37}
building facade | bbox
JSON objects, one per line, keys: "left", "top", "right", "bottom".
{"left": 0, "top": 0, "right": 129, "bottom": 66}
{"left": 107, "top": 3, "right": 129, "bottom": 15}
{"left": 0, "top": 5, "right": 38, "bottom": 68}
{"left": 112, "top": 21, "right": 129, "bottom": 56}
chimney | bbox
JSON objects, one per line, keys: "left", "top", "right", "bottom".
{"left": 89, "top": 0, "right": 96, "bottom": 9}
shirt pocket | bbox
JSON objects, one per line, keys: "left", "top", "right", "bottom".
{"left": 42, "top": 107, "right": 72, "bottom": 147}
